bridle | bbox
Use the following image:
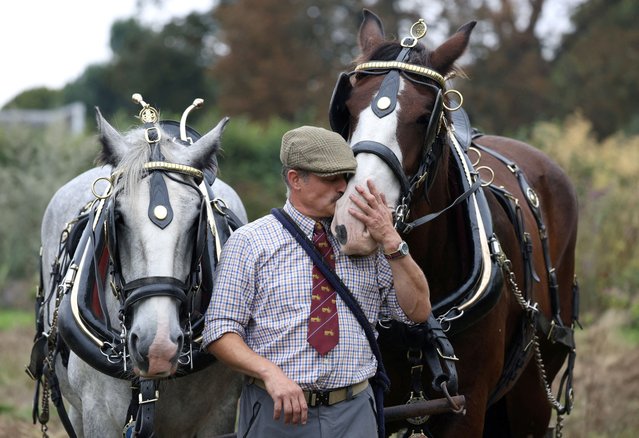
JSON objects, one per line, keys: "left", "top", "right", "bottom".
{"left": 329, "top": 20, "right": 479, "bottom": 233}
{"left": 57, "top": 96, "right": 234, "bottom": 377}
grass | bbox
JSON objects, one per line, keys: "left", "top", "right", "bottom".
{"left": 0, "top": 309, "right": 33, "bottom": 331}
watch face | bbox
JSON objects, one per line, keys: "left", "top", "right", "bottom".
{"left": 399, "top": 241, "right": 410, "bottom": 255}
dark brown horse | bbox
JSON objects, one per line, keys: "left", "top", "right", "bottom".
{"left": 330, "top": 10, "right": 579, "bottom": 437}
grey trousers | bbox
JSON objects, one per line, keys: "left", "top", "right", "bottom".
{"left": 237, "top": 381, "right": 378, "bottom": 437}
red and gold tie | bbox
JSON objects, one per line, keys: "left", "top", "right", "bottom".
{"left": 307, "top": 222, "right": 339, "bottom": 354}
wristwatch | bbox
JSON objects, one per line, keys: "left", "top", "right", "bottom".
{"left": 384, "top": 241, "right": 410, "bottom": 260}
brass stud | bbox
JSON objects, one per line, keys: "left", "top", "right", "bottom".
{"left": 377, "top": 96, "right": 392, "bottom": 110}
{"left": 154, "top": 205, "right": 168, "bottom": 220}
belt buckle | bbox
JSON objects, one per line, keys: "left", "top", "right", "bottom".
{"left": 309, "top": 390, "right": 330, "bottom": 407}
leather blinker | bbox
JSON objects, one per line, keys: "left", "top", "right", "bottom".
{"left": 328, "top": 72, "right": 353, "bottom": 140}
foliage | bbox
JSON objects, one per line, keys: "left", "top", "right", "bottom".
{"left": 47, "top": 13, "right": 220, "bottom": 126}
{"left": 528, "top": 113, "right": 639, "bottom": 315}
{"left": 549, "top": 0, "right": 639, "bottom": 139}
{"left": 0, "top": 309, "right": 31, "bottom": 331}
{"left": 212, "top": 0, "right": 417, "bottom": 124}
{"left": 0, "top": 124, "right": 97, "bottom": 289}
{"left": 2, "top": 87, "right": 65, "bottom": 110}
{"left": 213, "top": 115, "right": 295, "bottom": 220}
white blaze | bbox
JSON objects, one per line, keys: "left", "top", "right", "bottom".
{"left": 332, "top": 79, "right": 405, "bottom": 255}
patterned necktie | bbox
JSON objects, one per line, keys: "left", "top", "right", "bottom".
{"left": 307, "top": 222, "right": 339, "bottom": 355}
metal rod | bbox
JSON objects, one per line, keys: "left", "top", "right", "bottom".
{"left": 384, "top": 395, "right": 466, "bottom": 422}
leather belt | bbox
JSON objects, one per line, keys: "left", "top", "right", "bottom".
{"left": 249, "top": 378, "right": 369, "bottom": 407}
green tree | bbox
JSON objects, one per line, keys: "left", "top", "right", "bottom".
{"left": 550, "top": 0, "right": 639, "bottom": 138}
{"left": 419, "top": 0, "right": 556, "bottom": 135}
{"left": 212, "top": 0, "right": 416, "bottom": 124}
{"left": 2, "top": 87, "right": 64, "bottom": 110}
{"left": 61, "top": 13, "right": 220, "bottom": 121}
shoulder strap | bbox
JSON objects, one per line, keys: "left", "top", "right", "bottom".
{"left": 271, "top": 208, "right": 389, "bottom": 437}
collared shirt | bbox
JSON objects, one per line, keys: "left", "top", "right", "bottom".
{"left": 203, "top": 201, "right": 412, "bottom": 390}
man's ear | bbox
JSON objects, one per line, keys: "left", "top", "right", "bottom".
{"left": 288, "top": 169, "right": 302, "bottom": 190}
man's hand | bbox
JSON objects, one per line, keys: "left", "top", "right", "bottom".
{"left": 263, "top": 370, "right": 308, "bottom": 425}
{"left": 348, "top": 179, "right": 402, "bottom": 251}
{"left": 208, "top": 333, "right": 308, "bottom": 425}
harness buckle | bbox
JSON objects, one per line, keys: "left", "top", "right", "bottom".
{"left": 144, "top": 127, "right": 161, "bottom": 144}
{"left": 436, "top": 347, "right": 459, "bottom": 361}
{"left": 401, "top": 37, "right": 418, "bottom": 48}
{"left": 139, "top": 390, "right": 160, "bottom": 405}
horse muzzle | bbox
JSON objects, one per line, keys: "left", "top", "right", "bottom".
{"left": 123, "top": 279, "right": 189, "bottom": 377}
{"left": 331, "top": 209, "right": 379, "bottom": 256}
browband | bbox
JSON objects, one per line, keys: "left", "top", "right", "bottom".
{"left": 355, "top": 61, "right": 446, "bottom": 88}
{"left": 143, "top": 161, "right": 204, "bottom": 182}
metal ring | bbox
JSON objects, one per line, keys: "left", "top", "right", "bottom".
{"left": 443, "top": 89, "right": 463, "bottom": 111}
{"left": 468, "top": 146, "right": 482, "bottom": 167}
{"left": 212, "top": 198, "right": 228, "bottom": 215}
{"left": 476, "top": 165, "right": 495, "bottom": 186}
{"left": 91, "top": 177, "right": 113, "bottom": 199}
{"left": 440, "top": 381, "right": 465, "bottom": 414}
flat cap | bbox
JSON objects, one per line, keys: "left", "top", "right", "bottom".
{"left": 280, "top": 126, "right": 357, "bottom": 177}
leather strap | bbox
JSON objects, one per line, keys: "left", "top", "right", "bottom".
{"left": 133, "top": 379, "right": 159, "bottom": 438}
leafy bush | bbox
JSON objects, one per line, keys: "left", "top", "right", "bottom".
{"left": 0, "top": 124, "right": 97, "bottom": 290}
{"left": 210, "top": 115, "right": 295, "bottom": 220}
{"left": 528, "top": 113, "right": 639, "bottom": 318}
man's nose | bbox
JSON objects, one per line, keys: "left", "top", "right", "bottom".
{"left": 337, "top": 175, "right": 348, "bottom": 192}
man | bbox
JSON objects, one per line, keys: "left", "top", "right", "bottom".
{"left": 203, "top": 126, "right": 430, "bottom": 437}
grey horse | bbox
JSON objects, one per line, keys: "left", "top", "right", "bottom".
{"left": 37, "top": 108, "right": 246, "bottom": 437}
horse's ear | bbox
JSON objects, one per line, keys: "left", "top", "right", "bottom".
{"left": 95, "top": 107, "right": 128, "bottom": 166}
{"left": 184, "top": 117, "right": 229, "bottom": 169}
{"left": 429, "top": 21, "right": 476, "bottom": 74}
{"left": 358, "top": 9, "right": 385, "bottom": 55}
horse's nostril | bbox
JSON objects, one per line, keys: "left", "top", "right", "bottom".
{"left": 131, "top": 333, "right": 139, "bottom": 349}
{"left": 336, "top": 224, "right": 348, "bottom": 245}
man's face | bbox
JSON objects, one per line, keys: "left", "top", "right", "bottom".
{"left": 290, "top": 171, "right": 349, "bottom": 219}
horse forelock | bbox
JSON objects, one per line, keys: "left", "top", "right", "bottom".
{"left": 108, "top": 127, "right": 154, "bottom": 200}
{"left": 105, "top": 126, "right": 217, "bottom": 201}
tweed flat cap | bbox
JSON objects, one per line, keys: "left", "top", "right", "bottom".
{"left": 280, "top": 126, "right": 357, "bottom": 176}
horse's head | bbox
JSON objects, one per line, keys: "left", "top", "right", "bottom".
{"left": 95, "top": 103, "right": 227, "bottom": 378}
{"left": 331, "top": 10, "right": 475, "bottom": 255}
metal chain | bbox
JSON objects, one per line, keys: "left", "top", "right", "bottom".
{"left": 38, "top": 278, "right": 66, "bottom": 438}
{"left": 39, "top": 379, "right": 50, "bottom": 438}
{"left": 500, "top": 256, "right": 567, "bottom": 436}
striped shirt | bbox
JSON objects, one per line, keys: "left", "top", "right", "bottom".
{"left": 203, "top": 201, "right": 412, "bottom": 390}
